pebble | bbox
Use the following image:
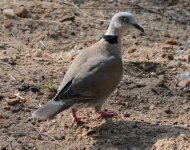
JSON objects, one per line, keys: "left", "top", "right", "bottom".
{"left": 164, "top": 108, "right": 172, "bottom": 114}
{"left": 168, "top": 60, "right": 180, "bottom": 68}
{"left": 6, "top": 98, "right": 20, "bottom": 106}
{"left": 178, "top": 134, "right": 188, "bottom": 140}
{"left": 4, "top": 105, "right": 10, "bottom": 110}
{"left": 132, "top": 124, "right": 138, "bottom": 128}
{"left": 128, "top": 48, "right": 136, "bottom": 53}
{"left": 142, "top": 62, "right": 155, "bottom": 71}
{"left": 149, "top": 104, "right": 155, "bottom": 110}
{"left": 184, "top": 54, "right": 190, "bottom": 62}
{"left": 86, "top": 130, "right": 96, "bottom": 136}
{"left": 124, "top": 112, "right": 131, "bottom": 117}
{"left": 176, "top": 72, "right": 190, "bottom": 81}
{"left": 16, "top": 5, "right": 30, "bottom": 18}
{"left": 162, "top": 45, "right": 173, "bottom": 50}
{"left": 0, "top": 112, "right": 9, "bottom": 119}
{"left": 11, "top": 103, "right": 24, "bottom": 113}
{"left": 3, "top": 8, "right": 15, "bottom": 18}
{"left": 0, "top": 95, "right": 4, "bottom": 101}
{"left": 166, "top": 40, "right": 178, "bottom": 45}
{"left": 161, "top": 53, "right": 167, "bottom": 58}
{"left": 33, "top": 49, "right": 42, "bottom": 57}
{"left": 178, "top": 80, "right": 190, "bottom": 87}
{"left": 176, "top": 72, "right": 190, "bottom": 87}
{"left": 167, "top": 54, "right": 174, "bottom": 60}
{"left": 17, "top": 84, "right": 31, "bottom": 91}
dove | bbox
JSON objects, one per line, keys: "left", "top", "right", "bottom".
{"left": 32, "top": 12, "right": 144, "bottom": 126}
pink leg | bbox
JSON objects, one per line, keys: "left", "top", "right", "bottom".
{"left": 97, "top": 110, "right": 117, "bottom": 120}
{"left": 71, "top": 109, "right": 86, "bottom": 127}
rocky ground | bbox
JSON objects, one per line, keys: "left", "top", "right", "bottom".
{"left": 0, "top": 0, "right": 190, "bottom": 150}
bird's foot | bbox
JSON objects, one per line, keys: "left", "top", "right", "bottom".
{"left": 97, "top": 110, "right": 117, "bottom": 120}
{"left": 71, "top": 116, "right": 86, "bottom": 127}
{"left": 71, "top": 108, "right": 86, "bottom": 127}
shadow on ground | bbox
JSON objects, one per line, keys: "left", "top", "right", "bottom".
{"left": 90, "top": 120, "right": 190, "bottom": 150}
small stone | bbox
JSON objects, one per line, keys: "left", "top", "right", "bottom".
{"left": 162, "top": 45, "right": 173, "bottom": 50}
{"left": 6, "top": 98, "right": 20, "bottom": 106}
{"left": 178, "top": 79, "right": 190, "bottom": 87}
{"left": 128, "top": 48, "right": 136, "bottom": 53}
{"left": 54, "top": 135, "right": 65, "bottom": 140}
{"left": 172, "top": 121, "right": 178, "bottom": 125}
{"left": 161, "top": 53, "right": 167, "bottom": 58}
{"left": 132, "top": 124, "right": 138, "bottom": 128}
{"left": 4, "top": 105, "right": 10, "bottom": 110}
{"left": 11, "top": 103, "right": 24, "bottom": 113}
{"left": 149, "top": 104, "right": 155, "bottom": 110}
{"left": 166, "top": 40, "right": 178, "bottom": 45}
{"left": 34, "top": 50, "right": 42, "bottom": 57}
{"left": 0, "top": 112, "right": 9, "bottom": 119}
{"left": 0, "top": 95, "right": 4, "bottom": 101}
{"left": 177, "top": 56, "right": 186, "bottom": 62}
{"left": 86, "top": 130, "right": 96, "bottom": 136}
{"left": 60, "top": 15, "right": 75, "bottom": 22}
{"left": 16, "top": 5, "right": 30, "bottom": 18}
{"left": 164, "top": 108, "right": 172, "bottom": 114}
{"left": 167, "top": 54, "right": 174, "bottom": 60}
{"left": 142, "top": 62, "right": 155, "bottom": 71}
{"left": 179, "top": 134, "right": 188, "bottom": 140}
{"left": 184, "top": 55, "right": 190, "bottom": 62}
{"left": 3, "top": 9, "right": 15, "bottom": 18}
{"left": 171, "top": 68, "right": 177, "bottom": 71}
{"left": 168, "top": 60, "right": 180, "bottom": 68}
{"left": 17, "top": 84, "right": 31, "bottom": 91}
{"left": 176, "top": 72, "right": 190, "bottom": 81}
{"left": 124, "top": 112, "right": 131, "bottom": 117}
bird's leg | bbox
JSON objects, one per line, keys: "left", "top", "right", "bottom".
{"left": 71, "top": 108, "right": 86, "bottom": 127}
{"left": 94, "top": 106, "right": 117, "bottom": 120}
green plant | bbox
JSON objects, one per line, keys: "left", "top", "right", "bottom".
{"left": 43, "top": 81, "right": 57, "bottom": 94}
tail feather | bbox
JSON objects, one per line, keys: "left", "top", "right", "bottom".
{"left": 32, "top": 100, "right": 71, "bottom": 120}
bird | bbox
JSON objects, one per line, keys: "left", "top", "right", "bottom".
{"left": 32, "top": 12, "right": 144, "bottom": 126}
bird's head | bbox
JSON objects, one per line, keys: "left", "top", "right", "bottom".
{"left": 105, "top": 12, "right": 144, "bottom": 38}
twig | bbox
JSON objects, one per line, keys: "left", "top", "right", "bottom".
{"left": 0, "top": 61, "right": 32, "bottom": 80}
{"left": 9, "top": 141, "right": 13, "bottom": 150}
{"left": 24, "top": 18, "right": 62, "bottom": 25}
{"left": 6, "top": 129, "right": 62, "bottom": 146}
{"left": 124, "top": 0, "right": 189, "bottom": 25}
{"left": 14, "top": 92, "right": 25, "bottom": 100}
{"left": 79, "top": 7, "right": 138, "bottom": 10}
{"left": 62, "top": 39, "right": 97, "bottom": 51}
{"left": 62, "top": 0, "right": 106, "bottom": 22}
{"left": 29, "top": 122, "right": 63, "bottom": 146}
{"left": 9, "top": 74, "right": 16, "bottom": 80}
{"left": 0, "top": 61, "right": 20, "bottom": 73}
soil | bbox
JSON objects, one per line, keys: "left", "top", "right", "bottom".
{"left": 0, "top": 0, "right": 190, "bottom": 150}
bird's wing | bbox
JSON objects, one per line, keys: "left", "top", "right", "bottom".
{"left": 53, "top": 55, "right": 122, "bottom": 104}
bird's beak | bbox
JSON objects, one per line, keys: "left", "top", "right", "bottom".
{"left": 132, "top": 23, "right": 144, "bottom": 33}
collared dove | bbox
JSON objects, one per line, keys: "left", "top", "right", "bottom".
{"left": 32, "top": 12, "right": 144, "bottom": 126}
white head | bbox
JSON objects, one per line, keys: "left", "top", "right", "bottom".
{"left": 105, "top": 12, "right": 144, "bottom": 39}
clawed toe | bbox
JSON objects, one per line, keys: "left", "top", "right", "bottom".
{"left": 97, "top": 110, "right": 117, "bottom": 120}
{"left": 71, "top": 117, "right": 86, "bottom": 127}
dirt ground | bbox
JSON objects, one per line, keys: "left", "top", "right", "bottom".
{"left": 0, "top": 0, "right": 190, "bottom": 150}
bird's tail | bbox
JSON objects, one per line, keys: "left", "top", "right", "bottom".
{"left": 32, "top": 100, "right": 72, "bottom": 120}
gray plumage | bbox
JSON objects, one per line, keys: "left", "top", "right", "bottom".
{"left": 32, "top": 12, "right": 144, "bottom": 120}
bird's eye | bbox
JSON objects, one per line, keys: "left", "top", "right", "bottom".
{"left": 123, "top": 17, "right": 128, "bottom": 23}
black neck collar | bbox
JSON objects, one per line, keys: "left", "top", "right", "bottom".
{"left": 102, "top": 35, "right": 118, "bottom": 44}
